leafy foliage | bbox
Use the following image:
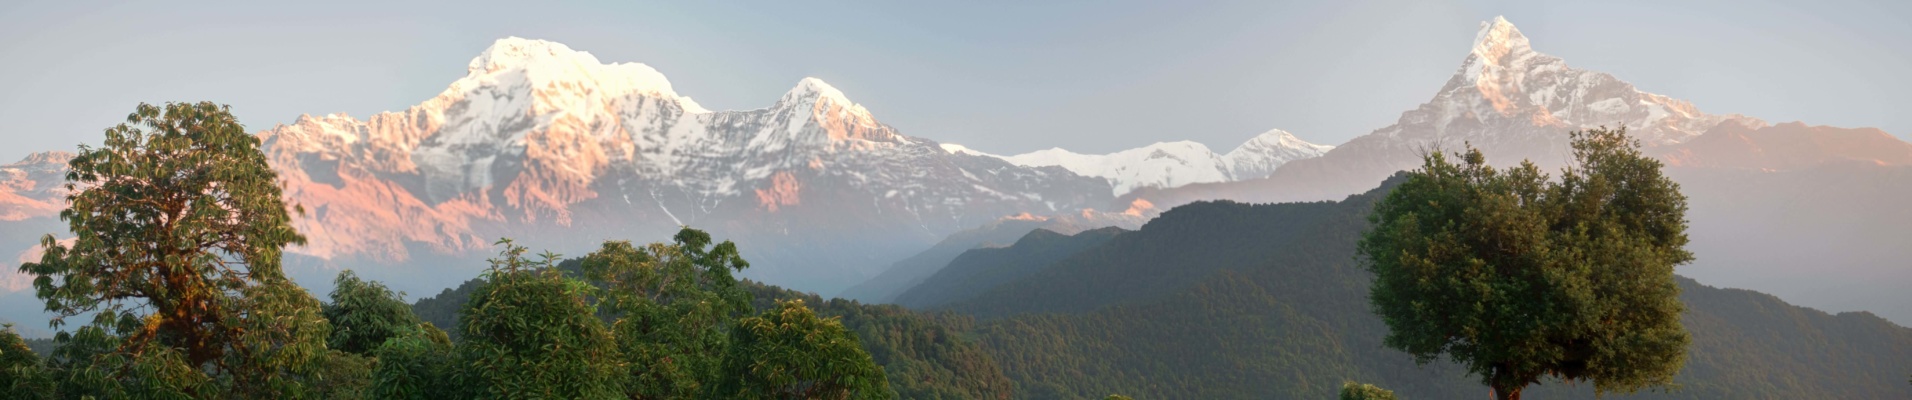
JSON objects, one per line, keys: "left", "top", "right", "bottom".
{"left": 455, "top": 239, "right": 621, "bottom": 399}
{"left": 748, "top": 283, "right": 1016, "bottom": 400}
{"left": 715, "top": 299, "right": 890, "bottom": 400}
{"left": 1360, "top": 128, "right": 1690, "bottom": 398}
{"left": 369, "top": 323, "right": 458, "bottom": 400}
{"left": 580, "top": 228, "right": 751, "bottom": 398}
{"left": 324, "top": 270, "right": 424, "bottom": 355}
{"left": 1, "top": 325, "right": 53, "bottom": 399}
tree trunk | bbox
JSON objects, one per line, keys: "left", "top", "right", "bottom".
{"left": 1492, "top": 383, "right": 1523, "bottom": 400}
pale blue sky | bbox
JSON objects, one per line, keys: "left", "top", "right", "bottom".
{"left": 1, "top": 0, "right": 1907, "bottom": 163}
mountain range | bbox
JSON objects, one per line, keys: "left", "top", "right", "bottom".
{"left": 944, "top": 128, "right": 1333, "bottom": 196}
{"left": 4, "top": 15, "right": 1912, "bottom": 332}
{"left": 0, "top": 36, "right": 1319, "bottom": 324}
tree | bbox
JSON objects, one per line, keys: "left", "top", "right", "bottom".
{"left": 324, "top": 270, "right": 424, "bottom": 355}
{"left": 456, "top": 239, "right": 621, "bottom": 399}
{"left": 1339, "top": 381, "right": 1397, "bottom": 400}
{"left": 714, "top": 299, "right": 890, "bottom": 400}
{"left": 1358, "top": 127, "right": 1691, "bottom": 400}
{"left": 18, "top": 102, "right": 330, "bottom": 396}
{"left": 580, "top": 227, "right": 752, "bottom": 399}
{"left": 1, "top": 325, "right": 53, "bottom": 399}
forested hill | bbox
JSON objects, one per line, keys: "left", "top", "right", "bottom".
{"left": 918, "top": 175, "right": 1912, "bottom": 399}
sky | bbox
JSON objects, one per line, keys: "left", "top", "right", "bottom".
{"left": 1, "top": 0, "right": 1908, "bottom": 163}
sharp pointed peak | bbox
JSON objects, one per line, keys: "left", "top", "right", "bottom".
{"left": 781, "top": 77, "right": 854, "bottom": 106}
{"left": 1471, "top": 15, "right": 1532, "bottom": 60}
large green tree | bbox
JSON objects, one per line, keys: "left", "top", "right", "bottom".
{"left": 1358, "top": 127, "right": 1691, "bottom": 400}
{"left": 580, "top": 227, "right": 751, "bottom": 399}
{"left": 456, "top": 239, "right": 621, "bottom": 399}
{"left": 18, "top": 102, "right": 333, "bottom": 397}
{"left": 714, "top": 299, "right": 890, "bottom": 400}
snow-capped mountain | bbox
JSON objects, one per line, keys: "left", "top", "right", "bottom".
{"left": 1, "top": 152, "right": 74, "bottom": 294}
{"left": 0, "top": 37, "right": 1119, "bottom": 299}
{"left": 1128, "top": 16, "right": 1764, "bottom": 208}
{"left": 944, "top": 128, "right": 1331, "bottom": 196}
{"left": 0, "top": 151, "right": 72, "bottom": 222}
{"left": 1220, "top": 129, "right": 1336, "bottom": 181}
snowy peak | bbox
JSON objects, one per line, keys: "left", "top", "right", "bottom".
{"left": 1, "top": 151, "right": 75, "bottom": 221}
{"left": 771, "top": 77, "right": 889, "bottom": 143}
{"left": 1406, "top": 16, "right": 1762, "bottom": 146}
{"left": 779, "top": 77, "right": 856, "bottom": 108}
{"left": 11, "top": 151, "right": 74, "bottom": 167}
{"left": 778, "top": 78, "right": 877, "bottom": 124}
{"left": 468, "top": 37, "right": 592, "bottom": 75}
{"left": 992, "top": 130, "right": 1332, "bottom": 195}
{"left": 456, "top": 36, "right": 706, "bottom": 114}
{"left": 1002, "top": 141, "right": 1228, "bottom": 195}
{"left": 1223, "top": 129, "right": 1334, "bottom": 180}
{"left": 1226, "top": 129, "right": 1331, "bottom": 157}
{"left": 1469, "top": 15, "right": 1533, "bottom": 73}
